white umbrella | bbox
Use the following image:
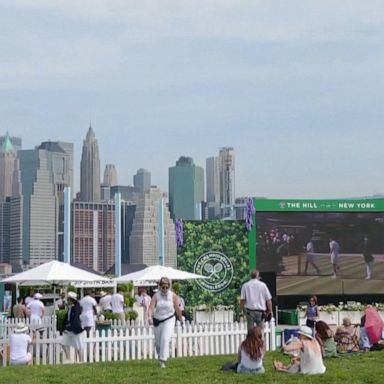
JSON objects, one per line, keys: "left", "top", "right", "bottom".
{"left": 1, "top": 260, "right": 111, "bottom": 285}
{"left": 114, "top": 265, "right": 207, "bottom": 283}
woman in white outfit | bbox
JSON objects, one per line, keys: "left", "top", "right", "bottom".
{"left": 148, "top": 277, "right": 182, "bottom": 368}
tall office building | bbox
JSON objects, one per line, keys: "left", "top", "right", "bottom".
{"left": 129, "top": 187, "right": 176, "bottom": 267}
{"left": 103, "top": 164, "right": 118, "bottom": 187}
{"left": 0, "top": 134, "right": 20, "bottom": 202}
{"left": 219, "top": 147, "right": 235, "bottom": 217}
{"left": 0, "top": 134, "right": 22, "bottom": 152}
{"left": 10, "top": 142, "right": 73, "bottom": 271}
{"left": 80, "top": 126, "right": 100, "bottom": 202}
{"left": 206, "top": 156, "right": 220, "bottom": 219}
{"left": 168, "top": 157, "right": 204, "bottom": 220}
{"left": 133, "top": 168, "right": 151, "bottom": 194}
{"left": 0, "top": 201, "right": 10, "bottom": 263}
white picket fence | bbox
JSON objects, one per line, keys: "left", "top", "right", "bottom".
{"left": 0, "top": 319, "right": 276, "bottom": 366}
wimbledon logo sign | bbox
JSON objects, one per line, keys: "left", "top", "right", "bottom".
{"left": 194, "top": 251, "right": 234, "bottom": 293}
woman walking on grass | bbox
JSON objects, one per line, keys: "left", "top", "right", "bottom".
{"left": 148, "top": 277, "right": 182, "bottom": 368}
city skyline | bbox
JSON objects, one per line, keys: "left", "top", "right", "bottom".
{"left": 1, "top": 2, "right": 384, "bottom": 199}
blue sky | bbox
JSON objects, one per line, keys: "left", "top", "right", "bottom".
{"left": 0, "top": 1, "right": 383, "bottom": 198}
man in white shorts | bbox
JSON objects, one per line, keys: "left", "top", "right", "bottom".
{"left": 27, "top": 293, "right": 45, "bottom": 325}
{"left": 80, "top": 290, "right": 97, "bottom": 337}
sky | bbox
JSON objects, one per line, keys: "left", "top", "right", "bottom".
{"left": 0, "top": 1, "right": 384, "bottom": 199}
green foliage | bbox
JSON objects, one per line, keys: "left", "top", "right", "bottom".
{"left": 67, "top": 285, "right": 76, "bottom": 294}
{"left": 1, "top": 351, "right": 384, "bottom": 384}
{"left": 177, "top": 220, "right": 249, "bottom": 318}
{"left": 172, "top": 282, "right": 181, "bottom": 295}
{"left": 126, "top": 309, "right": 138, "bottom": 321}
{"left": 55, "top": 309, "right": 68, "bottom": 333}
{"left": 103, "top": 311, "right": 119, "bottom": 321}
{"left": 119, "top": 283, "right": 133, "bottom": 293}
{"left": 124, "top": 296, "right": 136, "bottom": 308}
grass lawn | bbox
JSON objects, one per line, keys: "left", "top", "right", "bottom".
{"left": 2, "top": 351, "right": 384, "bottom": 384}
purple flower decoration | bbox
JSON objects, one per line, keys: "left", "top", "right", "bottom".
{"left": 175, "top": 219, "right": 184, "bottom": 247}
{"left": 244, "top": 197, "right": 256, "bottom": 231}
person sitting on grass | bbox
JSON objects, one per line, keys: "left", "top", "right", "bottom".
{"left": 335, "top": 317, "right": 359, "bottom": 353}
{"left": 273, "top": 325, "right": 326, "bottom": 374}
{"left": 315, "top": 320, "right": 338, "bottom": 357}
{"left": 237, "top": 326, "right": 265, "bottom": 374}
{"left": 9, "top": 322, "right": 35, "bottom": 365}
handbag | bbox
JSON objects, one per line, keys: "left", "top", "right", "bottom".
{"left": 153, "top": 313, "right": 175, "bottom": 327}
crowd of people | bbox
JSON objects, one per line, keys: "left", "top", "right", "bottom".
{"left": 4, "top": 269, "right": 384, "bottom": 373}
{"left": 6, "top": 281, "right": 186, "bottom": 367}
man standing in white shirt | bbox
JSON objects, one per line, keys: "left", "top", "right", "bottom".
{"left": 111, "top": 289, "right": 125, "bottom": 325}
{"left": 240, "top": 269, "right": 272, "bottom": 329}
{"left": 80, "top": 290, "right": 97, "bottom": 337}
{"left": 27, "top": 293, "right": 45, "bottom": 325}
{"left": 99, "top": 291, "right": 112, "bottom": 313}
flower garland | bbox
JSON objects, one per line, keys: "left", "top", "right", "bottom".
{"left": 244, "top": 197, "right": 255, "bottom": 231}
{"left": 175, "top": 219, "right": 184, "bottom": 247}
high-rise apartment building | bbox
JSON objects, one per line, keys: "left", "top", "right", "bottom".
{"left": 219, "top": 147, "right": 235, "bottom": 217}
{"left": 10, "top": 142, "right": 73, "bottom": 271}
{"left": 133, "top": 168, "right": 151, "bottom": 194}
{"left": 206, "top": 156, "right": 220, "bottom": 219}
{"left": 129, "top": 187, "right": 176, "bottom": 267}
{"left": 80, "top": 126, "right": 100, "bottom": 202}
{"left": 168, "top": 157, "right": 204, "bottom": 220}
{"left": 72, "top": 200, "right": 136, "bottom": 272}
{"left": 205, "top": 147, "right": 236, "bottom": 218}
{"left": 72, "top": 201, "right": 115, "bottom": 273}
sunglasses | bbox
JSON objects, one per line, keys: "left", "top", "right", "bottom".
{"left": 160, "top": 285, "right": 169, "bottom": 289}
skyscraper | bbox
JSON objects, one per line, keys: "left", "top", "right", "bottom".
{"left": 103, "top": 164, "right": 118, "bottom": 187}
{"left": 133, "top": 168, "right": 151, "bottom": 194}
{"left": 168, "top": 156, "right": 204, "bottom": 220}
{"left": 0, "top": 133, "right": 20, "bottom": 202}
{"left": 219, "top": 147, "right": 235, "bottom": 217}
{"left": 72, "top": 201, "right": 115, "bottom": 273}
{"left": 206, "top": 156, "right": 220, "bottom": 219}
{"left": 80, "top": 126, "right": 100, "bottom": 202}
{"left": 129, "top": 187, "right": 176, "bottom": 267}
{"left": 0, "top": 134, "right": 22, "bottom": 152}
{"left": 10, "top": 142, "right": 73, "bottom": 271}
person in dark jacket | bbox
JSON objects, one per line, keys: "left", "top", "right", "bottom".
{"left": 61, "top": 291, "right": 84, "bottom": 362}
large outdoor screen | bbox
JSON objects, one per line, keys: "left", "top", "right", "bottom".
{"left": 255, "top": 209, "right": 384, "bottom": 295}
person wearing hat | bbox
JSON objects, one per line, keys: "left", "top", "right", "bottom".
{"left": 99, "top": 290, "right": 112, "bottom": 313}
{"left": 273, "top": 325, "right": 326, "bottom": 374}
{"left": 9, "top": 322, "right": 35, "bottom": 365}
{"left": 61, "top": 291, "right": 84, "bottom": 362}
{"left": 26, "top": 293, "right": 45, "bottom": 325}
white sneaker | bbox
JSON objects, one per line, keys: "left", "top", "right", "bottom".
{"left": 365, "top": 276, "right": 371, "bottom": 280}
{"left": 159, "top": 361, "right": 166, "bottom": 368}
{"left": 332, "top": 274, "right": 337, "bottom": 279}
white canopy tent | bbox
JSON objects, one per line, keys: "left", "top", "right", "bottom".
{"left": 2, "top": 260, "right": 111, "bottom": 285}
{"left": 114, "top": 265, "right": 207, "bottom": 284}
